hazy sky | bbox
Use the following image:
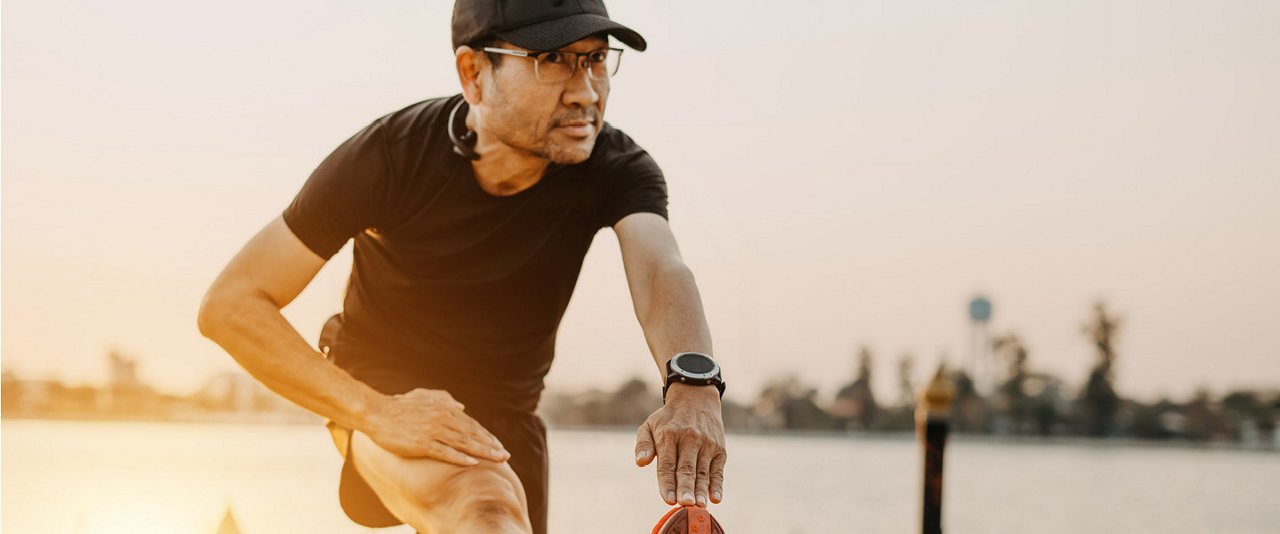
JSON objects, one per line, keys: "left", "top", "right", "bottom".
{"left": 4, "top": 0, "right": 1278, "bottom": 403}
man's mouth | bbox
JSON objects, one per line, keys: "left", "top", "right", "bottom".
{"left": 554, "top": 118, "right": 597, "bottom": 138}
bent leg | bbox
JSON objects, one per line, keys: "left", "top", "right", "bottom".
{"left": 343, "top": 428, "right": 533, "bottom": 534}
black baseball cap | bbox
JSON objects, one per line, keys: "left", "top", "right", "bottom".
{"left": 452, "top": 0, "right": 647, "bottom": 52}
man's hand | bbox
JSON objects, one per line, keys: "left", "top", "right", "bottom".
{"left": 634, "top": 383, "right": 727, "bottom": 507}
{"left": 363, "top": 388, "right": 510, "bottom": 466}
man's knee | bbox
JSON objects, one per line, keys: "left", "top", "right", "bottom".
{"left": 451, "top": 493, "right": 529, "bottom": 531}
{"left": 403, "top": 463, "right": 529, "bottom": 529}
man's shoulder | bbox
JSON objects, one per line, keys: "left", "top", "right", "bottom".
{"left": 367, "top": 94, "right": 463, "bottom": 147}
{"left": 595, "top": 122, "right": 640, "bottom": 150}
{"left": 588, "top": 122, "right": 653, "bottom": 166}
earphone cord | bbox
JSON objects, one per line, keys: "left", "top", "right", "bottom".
{"left": 448, "top": 97, "right": 480, "bottom": 160}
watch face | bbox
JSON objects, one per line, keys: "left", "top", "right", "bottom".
{"left": 672, "top": 352, "right": 719, "bottom": 379}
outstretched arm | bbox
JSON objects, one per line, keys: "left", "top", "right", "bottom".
{"left": 615, "top": 212, "right": 727, "bottom": 508}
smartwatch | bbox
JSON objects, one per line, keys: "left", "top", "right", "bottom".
{"left": 663, "top": 352, "right": 726, "bottom": 402}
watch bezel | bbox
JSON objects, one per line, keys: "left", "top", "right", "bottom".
{"left": 670, "top": 352, "right": 720, "bottom": 380}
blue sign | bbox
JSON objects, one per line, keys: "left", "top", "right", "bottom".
{"left": 969, "top": 296, "right": 992, "bottom": 322}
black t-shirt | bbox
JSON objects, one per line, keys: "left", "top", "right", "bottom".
{"left": 282, "top": 94, "right": 667, "bottom": 413}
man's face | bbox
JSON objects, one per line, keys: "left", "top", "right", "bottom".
{"left": 477, "top": 36, "right": 611, "bottom": 164}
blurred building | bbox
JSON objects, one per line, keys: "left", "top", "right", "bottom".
{"left": 101, "top": 350, "right": 166, "bottom": 417}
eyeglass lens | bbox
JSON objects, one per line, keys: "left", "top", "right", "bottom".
{"left": 533, "top": 50, "right": 621, "bottom": 82}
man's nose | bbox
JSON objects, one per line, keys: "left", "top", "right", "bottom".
{"left": 561, "top": 60, "right": 601, "bottom": 108}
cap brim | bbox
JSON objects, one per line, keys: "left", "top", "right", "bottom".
{"left": 496, "top": 13, "right": 647, "bottom": 52}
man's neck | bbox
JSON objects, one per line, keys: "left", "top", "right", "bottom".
{"left": 466, "top": 109, "right": 549, "bottom": 197}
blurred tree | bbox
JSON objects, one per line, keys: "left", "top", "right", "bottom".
{"left": 1030, "top": 376, "right": 1063, "bottom": 437}
{"left": 831, "top": 346, "right": 878, "bottom": 430}
{"left": 993, "top": 333, "right": 1031, "bottom": 434}
{"left": 1221, "top": 390, "right": 1261, "bottom": 415}
{"left": 897, "top": 353, "right": 916, "bottom": 409}
{"left": 1221, "top": 389, "right": 1276, "bottom": 444}
{"left": 1, "top": 369, "right": 24, "bottom": 416}
{"left": 540, "top": 377, "right": 661, "bottom": 427}
{"left": 757, "top": 376, "right": 834, "bottom": 431}
{"left": 609, "top": 377, "right": 660, "bottom": 426}
{"left": 1183, "top": 387, "right": 1217, "bottom": 441}
{"left": 949, "top": 368, "right": 989, "bottom": 433}
{"left": 1080, "top": 301, "right": 1122, "bottom": 437}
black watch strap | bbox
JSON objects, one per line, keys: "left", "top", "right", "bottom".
{"left": 662, "top": 375, "right": 727, "bottom": 401}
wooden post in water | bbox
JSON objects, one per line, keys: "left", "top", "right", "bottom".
{"left": 917, "top": 365, "right": 955, "bottom": 534}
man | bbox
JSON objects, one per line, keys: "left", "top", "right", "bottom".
{"left": 197, "top": 1, "right": 727, "bottom": 532}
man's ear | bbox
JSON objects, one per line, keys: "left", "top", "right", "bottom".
{"left": 456, "top": 46, "right": 485, "bottom": 105}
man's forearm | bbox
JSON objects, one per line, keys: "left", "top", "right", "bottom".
{"left": 632, "top": 262, "right": 726, "bottom": 508}
{"left": 199, "top": 295, "right": 385, "bottom": 431}
{"left": 637, "top": 262, "right": 714, "bottom": 376}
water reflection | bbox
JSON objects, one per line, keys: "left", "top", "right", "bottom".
{"left": 3, "top": 421, "right": 1277, "bottom": 533}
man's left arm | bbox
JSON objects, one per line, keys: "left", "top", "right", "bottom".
{"left": 615, "top": 212, "right": 727, "bottom": 508}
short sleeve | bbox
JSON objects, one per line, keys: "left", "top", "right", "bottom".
{"left": 599, "top": 142, "right": 669, "bottom": 228}
{"left": 282, "top": 121, "right": 392, "bottom": 259}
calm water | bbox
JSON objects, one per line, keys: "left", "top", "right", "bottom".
{"left": 2, "top": 420, "right": 1277, "bottom": 533}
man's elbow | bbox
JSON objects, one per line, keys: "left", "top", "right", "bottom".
{"left": 198, "top": 287, "right": 251, "bottom": 341}
{"left": 197, "top": 290, "right": 228, "bottom": 340}
{"left": 640, "top": 261, "right": 696, "bottom": 309}
{"left": 653, "top": 260, "right": 695, "bottom": 286}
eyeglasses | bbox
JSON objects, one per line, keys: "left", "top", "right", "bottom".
{"left": 482, "top": 47, "right": 624, "bottom": 83}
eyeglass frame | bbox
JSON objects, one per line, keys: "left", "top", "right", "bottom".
{"left": 480, "top": 46, "right": 625, "bottom": 82}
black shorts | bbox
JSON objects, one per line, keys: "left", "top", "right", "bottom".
{"left": 319, "top": 317, "right": 549, "bottom": 534}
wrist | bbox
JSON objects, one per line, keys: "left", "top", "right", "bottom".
{"left": 664, "top": 382, "right": 722, "bottom": 404}
{"left": 350, "top": 389, "right": 390, "bottom": 433}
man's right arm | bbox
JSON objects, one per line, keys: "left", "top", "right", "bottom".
{"left": 197, "top": 216, "right": 509, "bottom": 465}
{"left": 197, "top": 215, "right": 386, "bottom": 431}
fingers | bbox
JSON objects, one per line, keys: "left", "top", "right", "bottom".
{"left": 694, "top": 450, "right": 712, "bottom": 507}
{"left": 708, "top": 451, "right": 726, "bottom": 504}
{"left": 634, "top": 423, "right": 656, "bottom": 466}
{"left": 655, "top": 430, "right": 678, "bottom": 505}
{"left": 458, "top": 415, "right": 505, "bottom": 450}
{"left": 642, "top": 406, "right": 729, "bottom": 508}
{"left": 675, "top": 438, "right": 699, "bottom": 506}
{"left": 439, "top": 427, "right": 509, "bottom": 463}
{"left": 443, "top": 414, "right": 509, "bottom": 462}
{"left": 422, "top": 440, "right": 480, "bottom": 466}
{"left": 408, "top": 389, "right": 507, "bottom": 462}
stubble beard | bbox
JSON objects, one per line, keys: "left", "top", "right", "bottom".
{"left": 540, "top": 133, "right": 596, "bottom": 164}
{"left": 543, "top": 107, "right": 602, "bottom": 164}
{"left": 504, "top": 109, "right": 600, "bottom": 164}
{"left": 487, "top": 103, "right": 600, "bottom": 165}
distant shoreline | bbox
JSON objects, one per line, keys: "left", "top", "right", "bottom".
{"left": 0, "top": 412, "right": 322, "bottom": 426}
{"left": 547, "top": 424, "right": 1279, "bottom": 452}
{"left": 6, "top": 416, "right": 1274, "bottom": 453}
